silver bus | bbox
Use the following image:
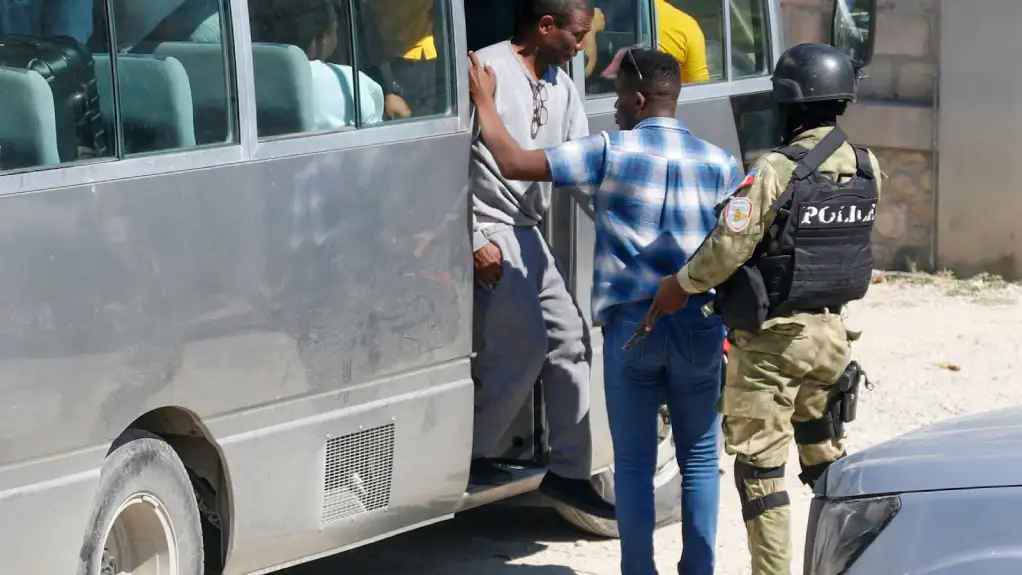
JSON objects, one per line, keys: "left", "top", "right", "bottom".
{"left": 0, "top": 0, "right": 872, "bottom": 573}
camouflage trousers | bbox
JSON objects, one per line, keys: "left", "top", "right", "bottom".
{"left": 719, "top": 311, "right": 856, "bottom": 575}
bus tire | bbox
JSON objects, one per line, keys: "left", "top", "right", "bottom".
{"left": 77, "top": 429, "right": 204, "bottom": 575}
{"left": 553, "top": 406, "right": 683, "bottom": 538}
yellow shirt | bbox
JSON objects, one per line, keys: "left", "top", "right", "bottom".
{"left": 655, "top": 0, "right": 710, "bottom": 84}
{"left": 367, "top": 0, "right": 437, "bottom": 61}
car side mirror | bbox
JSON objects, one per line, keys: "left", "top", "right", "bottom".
{"left": 830, "top": 0, "right": 877, "bottom": 69}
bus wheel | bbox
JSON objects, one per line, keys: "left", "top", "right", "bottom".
{"left": 553, "top": 406, "right": 682, "bottom": 538}
{"left": 77, "top": 430, "right": 204, "bottom": 575}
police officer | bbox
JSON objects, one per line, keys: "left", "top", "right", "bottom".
{"left": 641, "top": 43, "right": 882, "bottom": 575}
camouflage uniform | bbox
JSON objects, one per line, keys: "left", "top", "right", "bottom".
{"left": 674, "top": 126, "right": 884, "bottom": 575}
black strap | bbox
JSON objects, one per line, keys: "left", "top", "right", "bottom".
{"left": 768, "top": 185, "right": 791, "bottom": 215}
{"left": 743, "top": 491, "right": 791, "bottom": 522}
{"left": 792, "top": 127, "right": 848, "bottom": 180}
{"left": 853, "top": 146, "right": 875, "bottom": 180}
{"left": 773, "top": 143, "right": 810, "bottom": 163}
{"left": 766, "top": 127, "right": 852, "bottom": 237}
{"left": 793, "top": 415, "right": 838, "bottom": 445}
{"left": 734, "top": 461, "right": 790, "bottom": 521}
{"left": 734, "top": 461, "right": 786, "bottom": 480}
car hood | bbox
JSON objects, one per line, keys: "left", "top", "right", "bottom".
{"left": 821, "top": 406, "right": 1022, "bottom": 498}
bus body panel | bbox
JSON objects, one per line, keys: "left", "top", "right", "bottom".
{"left": 215, "top": 362, "right": 473, "bottom": 574}
{"left": 0, "top": 129, "right": 476, "bottom": 573}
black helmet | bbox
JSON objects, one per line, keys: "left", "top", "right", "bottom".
{"left": 771, "top": 43, "right": 857, "bottom": 104}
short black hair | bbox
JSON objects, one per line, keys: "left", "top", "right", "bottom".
{"left": 516, "top": 0, "right": 592, "bottom": 33}
{"left": 251, "top": 0, "right": 338, "bottom": 49}
{"left": 619, "top": 48, "right": 682, "bottom": 98}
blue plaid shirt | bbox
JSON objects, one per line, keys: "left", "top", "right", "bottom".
{"left": 544, "top": 117, "right": 739, "bottom": 326}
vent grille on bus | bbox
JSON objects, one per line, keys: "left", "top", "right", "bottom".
{"left": 321, "top": 423, "right": 395, "bottom": 524}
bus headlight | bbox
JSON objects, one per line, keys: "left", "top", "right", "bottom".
{"left": 805, "top": 495, "right": 900, "bottom": 575}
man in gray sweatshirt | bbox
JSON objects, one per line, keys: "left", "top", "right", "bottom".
{"left": 469, "top": 0, "right": 614, "bottom": 520}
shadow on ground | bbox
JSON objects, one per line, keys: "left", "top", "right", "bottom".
{"left": 280, "top": 506, "right": 609, "bottom": 575}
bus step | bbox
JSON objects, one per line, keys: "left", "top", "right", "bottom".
{"left": 460, "top": 467, "right": 546, "bottom": 509}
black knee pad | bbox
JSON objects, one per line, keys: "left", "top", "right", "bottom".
{"left": 799, "top": 452, "right": 847, "bottom": 488}
{"left": 733, "top": 461, "right": 790, "bottom": 522}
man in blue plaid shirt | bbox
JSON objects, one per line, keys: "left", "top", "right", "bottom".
{"left": 469, "top": 48, "right": 738, "bottom": 575}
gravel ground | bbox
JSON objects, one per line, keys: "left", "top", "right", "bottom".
{"left": 282, "top": 278, "right": 1022, "bottom": 575}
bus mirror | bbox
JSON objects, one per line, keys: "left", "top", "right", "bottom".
{"left": 831, "top": 0, "right": 876, "bottom": 69}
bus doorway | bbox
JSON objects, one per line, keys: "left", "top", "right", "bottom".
{"left": 460, "top": 0, "right": 585, "bottom": 493}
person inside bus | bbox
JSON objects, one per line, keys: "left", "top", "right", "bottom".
{"left": 468, "top": 47, "right": 732, "bottom": 575}
{"left": 583, "top": 0, "right": 708, "bottom": 85}
{"left": 139, "top": 0, "right": 223, "bottom": 45}
{"left": 581, "top": 6, "right": 605, "bottom": 77}
{"left": 0, "top": 0, "right": 92, "bottom": 43}
{"left": 251, "top": 0, "right": 385, "bottom": 129}
{"left": 357, "top": 0, "right": 444, "bottom": 119}
{"left": 654, "top": 0, "right": 709, "bottom": 84}
{"left": 580, "top": 0, "right": 630, "bottom": 80}
{"left": 467, "top": 0, "right": 616, "bottom": 521}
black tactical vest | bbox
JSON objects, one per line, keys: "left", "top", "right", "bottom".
{"left": 754, "top": 127, "right": 878, "bottom": 317}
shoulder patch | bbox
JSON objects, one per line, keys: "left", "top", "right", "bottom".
{"left": 724, "top": 197, "right": 753, "bottom": 233}
{"left": 737, "top": 168, "right": 759, "bottom": 189}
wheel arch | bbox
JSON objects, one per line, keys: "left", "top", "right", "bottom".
{"left": 111, "top": 406, "right": 234, "bottom": 570}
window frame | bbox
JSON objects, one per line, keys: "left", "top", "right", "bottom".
{"left": 0, "top": 0, "right": 468, "bottom": 196}
{"left": 579, "top": 0, "right": 779, "bottom": 106}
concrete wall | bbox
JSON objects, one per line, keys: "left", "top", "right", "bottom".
{"left": 780, "top": 0, "right": 939, "bottom": 271}
{"left": 934, "top": 0, "right": 1022, "bottom": 280}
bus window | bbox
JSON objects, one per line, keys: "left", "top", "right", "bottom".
{"left": 249, "top": 0, "right": 368, "bottom": 137}
{"left": 655, "top": 0, "right": 722, "bottom": 84}
{"left": 352, "top": 0, "right": 454, "bottom": 122}
{"left": 585, "top": 0, "right": 652, "bottom": 97}
{"left": 731, "top": 91, "right": 780, "bottom": 169}
{"left": 729, "top": 0, "right": 771, "bottom": 79}
{"left": 0, "top": 0, "right": 115, "bottom": 171}
{"left": 109, "top": 0, "right": 235, "bottom": 150}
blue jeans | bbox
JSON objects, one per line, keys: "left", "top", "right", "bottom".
{"left": 602, "top": 299, "right": 724, "bottom": 575}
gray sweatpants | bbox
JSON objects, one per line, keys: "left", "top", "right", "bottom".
{"left": 471, "top": 223, "right": 593, "bottom": 480}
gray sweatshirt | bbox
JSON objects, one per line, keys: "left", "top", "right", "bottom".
{"left": 469, "top": 40, "right": 589, "bottom": 251}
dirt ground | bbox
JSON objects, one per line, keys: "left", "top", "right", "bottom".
{"left": 283, "top": 275, "right": 1022, "bottom": 575}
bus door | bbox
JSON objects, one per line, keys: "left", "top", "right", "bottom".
{"left": 462, "top": 0, "right": 552, "bottom": 468}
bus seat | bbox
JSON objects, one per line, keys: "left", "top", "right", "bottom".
{"left": 0, "top": 67, "right": 60, "bottom": 170}
{"left": 250, "top": 43, "right": 315, "bottom": 137}
{"left": 151, "top": 41, "right": 229, "bottom": 145}
{"left": 93, "top": 53, "right": 196, "bottom": 153}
